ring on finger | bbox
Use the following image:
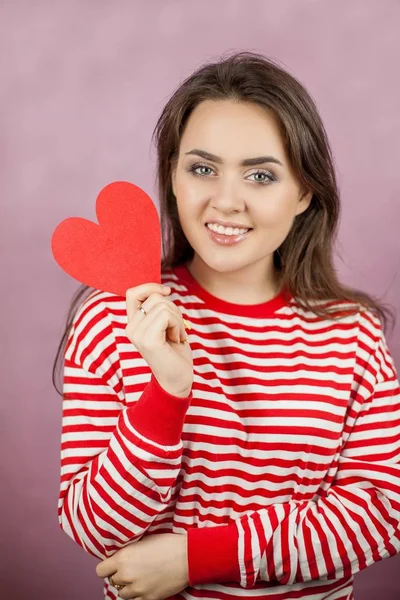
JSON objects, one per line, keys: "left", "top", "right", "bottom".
{"left": 137, "top": 303, "right": 147, "bottom": 315}
{"left": 109, "top": 574, "right": 126, "bottom": 590}
{"left": 136, "top": 302, "right": 188, "bottom": 344}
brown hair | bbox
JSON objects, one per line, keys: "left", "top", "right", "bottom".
{"left": 52, "top": 50, "right": 396, "bottom": 396}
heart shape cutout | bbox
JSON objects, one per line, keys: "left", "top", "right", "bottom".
{"left": 51, "top": 181, "right": 161, "bottom": 296}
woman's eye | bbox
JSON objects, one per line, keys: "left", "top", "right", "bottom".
{"left": 189, "top": 164, "right": 213, "bottom": 177}
{"left": 188, "top": 163, "right": 275, "bottom": 185}
{"left": 248, "top": 171, "right": 275, "bottom": 185}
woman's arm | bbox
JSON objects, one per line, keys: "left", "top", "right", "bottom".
{"left": 186, "top": 312, "right": 400, "bottom": 587}
{"left": 58, "top": 293, "right": 191, "bottom": 560}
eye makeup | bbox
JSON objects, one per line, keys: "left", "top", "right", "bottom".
{"left": 187, "top": 162, "right": 277, "bottom": 186}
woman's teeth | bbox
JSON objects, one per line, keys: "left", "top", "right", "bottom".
{"left": 206, "top": 223, "right": 250, "bottom": 236}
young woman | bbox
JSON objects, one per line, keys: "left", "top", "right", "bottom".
{"left": 53, "top": 51, "right": 400, "bottom": 600}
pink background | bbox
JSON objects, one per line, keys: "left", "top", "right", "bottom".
{"left": 1, "top": 1, "right": 399, "bottom": 598}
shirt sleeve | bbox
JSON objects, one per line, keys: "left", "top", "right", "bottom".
{"left": 58, "top": 293, "right": 192, "bottom": 560}
{"left": 187, "top": 311, "right": 400, "bottom": 587}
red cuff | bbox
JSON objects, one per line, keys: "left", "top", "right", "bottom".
{"left": 187, "top": 522, "right": 240, "bottom": 585}
{"left": 125, "top": 373, "right": 192, "bottom": 446}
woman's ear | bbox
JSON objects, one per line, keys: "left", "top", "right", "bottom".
{"left": 296, "top": 188, "right": 313, "bottom": 216}
{"left": 171, "top": 164, "right": 177, "bottom": 197}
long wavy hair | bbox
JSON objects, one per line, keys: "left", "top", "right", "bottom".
{"left": 52, "top": 50, "right": 396, "bottom": 396}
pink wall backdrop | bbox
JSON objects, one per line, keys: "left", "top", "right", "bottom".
{"left": 1, "top": 1, "right": 399, "bottom": 598}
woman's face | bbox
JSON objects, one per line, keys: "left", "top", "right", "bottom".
{"left": 171, "top": 99, "right": 312, "bottom": 293}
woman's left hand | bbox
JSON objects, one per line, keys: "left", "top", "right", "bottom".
{"left": 95, "top": 532, "right": 189, "bottom": 600}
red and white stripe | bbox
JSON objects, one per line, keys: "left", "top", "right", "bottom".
{"left": 58, "top": 267, "right": 400, "bottom": 600}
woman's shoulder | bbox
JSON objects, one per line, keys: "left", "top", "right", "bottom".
{"left": 292, "top": 294, "right": 381, "bottom": 325}
{"left": 70, "top": 288, "right": 126, "bottom": 328}
{"left": 290, "top": 294, "right": 386, "bottom": 349}
{"left": 65, "top": 289, "right": 126, "bottom": 367}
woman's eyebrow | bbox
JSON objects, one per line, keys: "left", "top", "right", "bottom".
{"left": 184, "top": 148, "right": 284, "bottom": 167}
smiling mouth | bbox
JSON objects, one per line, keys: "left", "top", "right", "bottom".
{"left": 204, "top": 223, "right": 254, "bottom": 245}
{"left": 204, "top": 223, "right": 254, "bottom": 232}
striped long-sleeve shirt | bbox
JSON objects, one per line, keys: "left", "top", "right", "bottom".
{"left": 58, "top": 263, "right": 400, "bottom": 600}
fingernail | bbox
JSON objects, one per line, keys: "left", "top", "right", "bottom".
{"left": 183, "top": 318, "right": 191, "bottom": 330}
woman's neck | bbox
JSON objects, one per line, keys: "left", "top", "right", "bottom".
{"left": 185, "top": 258, "right": 283, "bottom": 305}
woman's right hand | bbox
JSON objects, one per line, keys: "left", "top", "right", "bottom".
{"left": 125, "top": 283, "right": 193, "bottom": 398}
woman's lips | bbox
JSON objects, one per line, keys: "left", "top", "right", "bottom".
{"left": 205, "top": 224, "right": 253, "bottom": 245}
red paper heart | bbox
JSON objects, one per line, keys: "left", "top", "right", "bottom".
{"left": 51, "top": 181, "right": 161, "bottom": 296}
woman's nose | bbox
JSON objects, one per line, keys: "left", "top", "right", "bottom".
{"left": 211, "top": 177, "right": 245, "bottom": 209}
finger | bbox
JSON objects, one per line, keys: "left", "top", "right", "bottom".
{"left": 95, "top": 559, "right": 114, "bottom": 578}
{"left": 138, "top": 290, "right": 188, "bottom": 333}
{"left": 179, "top": 311, "right": 191, "bottom": 341}
{"left": 126, "top": 283, "right": 170, "bottom": 322}
{"left": 108, "top": 574, "right": 127, "bottom": 588}
{"left": 137, "top": 303, "right": 182, "bottom": 347}
{"left": 118, "top": 583, "right": 136, "bottom": 600}
{"left": 178, "top": 317, "right": 187, "bottom": 343}
{"left": 126, "top": 297, "right": 173, "bottom": 343}
{"left": 156, "top": 304, "right": 186, "bottom": 343}
{"left": 138, "top": 297, "right": 186, "bottom": 343}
